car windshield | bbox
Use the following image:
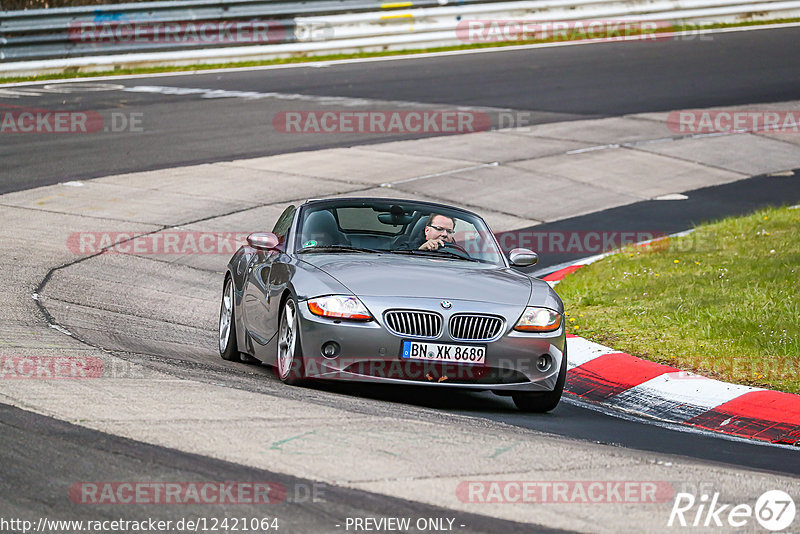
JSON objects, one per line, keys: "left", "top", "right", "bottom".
{"left": 295, "top": 200, "right": 506, "bottom": 266}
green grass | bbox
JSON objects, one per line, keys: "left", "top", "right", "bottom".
{"left": 556, "top": 205, "right": 800, "bottom": 394}
{"left": 1, "top": 18, "right": 798, "bottom": 84}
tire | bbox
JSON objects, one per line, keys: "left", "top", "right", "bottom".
{"left": 512, "top": 347, "right": 567, "bottom": 413}
{"left": 219, "top": 277, "right": 239, "bottom": 361}
{"left": 276, "top": 297, "right": 305, "bottom": 385}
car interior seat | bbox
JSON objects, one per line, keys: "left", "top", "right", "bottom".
{"left": 302, "top": 210, "right": 350, "bottom": 247}
{"left": 409, "top": 216, "right": 428, "bottom": 242}
{"left": 390, "top": 214, "right": 429, "bottom": 249}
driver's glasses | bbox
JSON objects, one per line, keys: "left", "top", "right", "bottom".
{"left": 428, "top": 225, "right": 455, "bottom": 235}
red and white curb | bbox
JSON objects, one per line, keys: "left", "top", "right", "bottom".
{"left": 540, "top": 232, "right": 800, "bottom": 446}
{"left": 563, "top": 335, "right": 800, "bottom": 445}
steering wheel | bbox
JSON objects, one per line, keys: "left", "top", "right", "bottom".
{"left": 439, "top": 241, "right": 471, "bottom": 257}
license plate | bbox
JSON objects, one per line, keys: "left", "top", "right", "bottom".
{"left": 401, "top": 340, "right": 486, "bottom": 365}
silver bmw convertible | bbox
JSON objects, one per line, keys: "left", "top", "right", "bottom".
{"left": 218, "top": 197, "right": 566, "bottom": 412}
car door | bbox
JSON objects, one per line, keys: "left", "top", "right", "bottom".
{"left": 241, "top": 205, "right": 296, "bottom": 345}
{"left": 242, "top": 249, "right": 278, "bottom": 345}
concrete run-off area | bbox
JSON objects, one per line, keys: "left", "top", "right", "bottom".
{"left": 1, "top": 101, "right": 799, "bottom": 532}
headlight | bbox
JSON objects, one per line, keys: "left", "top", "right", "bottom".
{"left": 514, "top": 307, "right": 562, "bottom": 332}
{"left": 307, "top": 295, "right": 372, "bottom": 321}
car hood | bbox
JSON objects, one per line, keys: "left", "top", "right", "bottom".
{"left": 299, "top": 254, "right": 533, "bottom": 305}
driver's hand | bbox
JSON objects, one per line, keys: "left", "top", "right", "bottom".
{"left": 419, "top": 238, "right": 445, "bottom": 251}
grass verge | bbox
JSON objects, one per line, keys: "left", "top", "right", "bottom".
{"left": 556, "top": 204, "right": 800, "bottom": 394}
{"left": 1, "top": 18, "right": 799, "bottom": 85}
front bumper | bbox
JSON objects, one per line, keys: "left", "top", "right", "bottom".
{"left": 296, "top": 296, "right": 565, "bottom": 392}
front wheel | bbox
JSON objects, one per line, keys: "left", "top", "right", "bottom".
{"left": 219, "top": 277, "right": 239, "bottom": 361}
{"left": 277, "top": 297, "right": 305, "bottom": 385}
{"left": 512, "top": 347, "right": 567, "bottom": 413}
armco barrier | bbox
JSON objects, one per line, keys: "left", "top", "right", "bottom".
{"left": 2, "top": 0, "right": 800, "bottom": 76}
{"left": 0, "top": 0, "right": 504, "bottom": 61}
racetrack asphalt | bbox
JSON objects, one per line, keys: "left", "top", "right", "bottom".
{"left": 0, "top": 403, "right": 560, "bottom": 534}
{"left": 1, "top": 26, "right": 799, "bottom": 193}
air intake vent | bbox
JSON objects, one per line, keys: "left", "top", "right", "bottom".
{"left": 384, "top": 310, "right": 442, "bottom": 338}
{"left": 449, "top": 314, "right": 503, "bottom": 341}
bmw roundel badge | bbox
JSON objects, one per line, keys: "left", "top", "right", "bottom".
{"left": 440, "top": 300, "right": 452, "bottom": 309}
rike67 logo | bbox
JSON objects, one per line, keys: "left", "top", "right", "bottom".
{"left": 668, "top": 490, "right": 795, "bottom": 531}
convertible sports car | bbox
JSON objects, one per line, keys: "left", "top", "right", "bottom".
{"left": 218, "top": 198, "right": 566, "bottom": 412}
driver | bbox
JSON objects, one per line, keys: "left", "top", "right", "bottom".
{"left": 417, "top": 213, "right": 456, "bottom": 251}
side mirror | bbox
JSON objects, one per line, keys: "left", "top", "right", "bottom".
{"left": 247, "top": 232, "right": 280, "bottom": 251}
{"left": 509, "top": 248, "right": 538, "bottom": 267}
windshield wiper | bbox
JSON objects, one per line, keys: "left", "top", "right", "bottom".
{"left": 388, "top": 249, "right": 481, "bottom": 262}
{"left": 296, "top": 245, "right": 386, "bottom": 254}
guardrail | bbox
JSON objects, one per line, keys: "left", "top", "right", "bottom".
{"left": 2, "top": 0, "right": 800, "bottom": 75}
{"left": 0, "top": 0, "right": 508, "bottom": 61}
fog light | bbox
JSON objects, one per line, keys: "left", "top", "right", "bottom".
{"left": 536, "top": 354, "right": 552, "bottom": 372}
{"left": 321, "top": 341, "right": 340, "bottom": 359}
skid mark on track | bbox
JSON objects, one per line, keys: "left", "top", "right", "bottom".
{"left": 488, "top": 443, "right": 519, "bottom": 459}
{"left": 267, "top": 430, "right": 316, "bottom": 451}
